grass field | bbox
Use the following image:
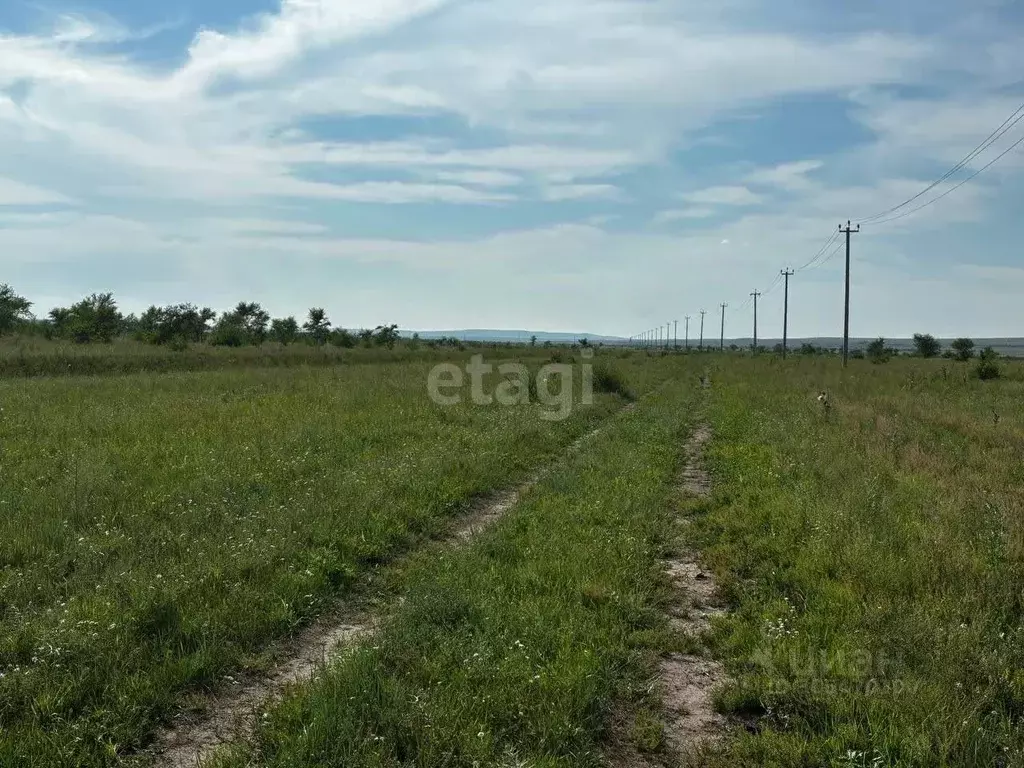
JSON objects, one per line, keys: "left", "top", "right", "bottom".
{"left": 209, "top": 375, "right": 701, "bottom": 768}
{"left": 0, "top": 351, "right": 673, "bottom": 766}
{"left": 695, "top": 356, "right": 1024, "bottom": 767}
{"left": 3, "top": 346, "right": 1022, "bottom": 767}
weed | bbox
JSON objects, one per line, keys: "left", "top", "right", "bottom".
{"left": 630, "top": 709, "right": 665, "bottom": 752}
{"left": 592, "top": 363, "right": 635, "bottom": 400}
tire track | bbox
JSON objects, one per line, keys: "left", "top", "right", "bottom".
{"left": 610, "top": 422, "right": 730, "bottom": 768}
{"left": 148, "top": 401, "right": 640, "bottom": 768}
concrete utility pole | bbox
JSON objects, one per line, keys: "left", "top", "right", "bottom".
{"left": 699, "top": 310, "right": 706, "bottom": 351}
{"left": 673, "top": 320, "right": 678, "bottom": 350}
{"left": 684, "top": 316, "right": 690, "bottom": 350}
{"left": 750, "top": 291, "right": 761, "bottom": 352}
{"left": 719, "top": 303, "right": 727, "bottom": 351}
{"left": 666, "top": 322, "right": 671, "bottom": 350}
{"left": 840, "top": 220, "right": 860, "bottom": 368}
{"left": 780, "top": 268, "right": 794, "bottom": 359}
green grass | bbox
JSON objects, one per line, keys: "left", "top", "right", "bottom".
{"left": 208, "top": 375, "right": 700, "bottom": 768}
{"left": 0, "top": 354, "right": 673, "bottom": 767}
{"left": 0, "top": 336, "right": 580, "bottom": 378}
{"left": 690, "top": 356, "right": 1024, "bottom": 766}
{"left": 11, "top": 346, "right": 1015, "bottom": 768}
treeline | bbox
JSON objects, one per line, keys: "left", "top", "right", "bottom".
{"left": 0, "top": 284, "right": 420, "bottom": 349}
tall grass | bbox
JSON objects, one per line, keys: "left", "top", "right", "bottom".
{"left": 0, "top": 359, "right": 647, "bottom": 766}
{"left": 210, "top": 377, "right": 700, "bottom": 768}
{"left": 692, "top": 356, "right": 1024, "bottom": 766}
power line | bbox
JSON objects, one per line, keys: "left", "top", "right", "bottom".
{"left": 869, "top": 130, "right": 1024, "bottom": 227}
{"left": 806, "top": 240, "right": 845, "bottom": 271}
{"left": 763, "top": 272, "right": 785, "bottom": 296}
{"left": 797, "top": 230, "right": 841, "bottom": 272}
{"left": 858, "top": 99, "right": 1024, "bottom": 225}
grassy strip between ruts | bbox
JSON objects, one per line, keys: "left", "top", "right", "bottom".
{"left": 1, "top": 357, "right": 666, "bottom": 768}
{"left": 208, "top": 378, "right": 700, "bottom": 768}
{"left": 691, "top": 357, "right": 1024, "bottom": 767}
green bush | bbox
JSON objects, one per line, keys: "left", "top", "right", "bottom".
{"left": 975, "top": 347, "right": 1001, "bottom": 380}
{"left": 592, "top": 363, "right": 635, "bottom": 400}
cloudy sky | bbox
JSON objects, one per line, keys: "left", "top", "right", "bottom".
{"left": 1, "top": 0, "right": 1023, "bottom": 338}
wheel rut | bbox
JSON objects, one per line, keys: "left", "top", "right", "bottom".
{"left": 148, "top": 403, "right": 638, "bottom": 768}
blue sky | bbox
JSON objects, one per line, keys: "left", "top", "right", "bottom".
{"left": 1, "top": 0, "right": 1023, "bottom": 337}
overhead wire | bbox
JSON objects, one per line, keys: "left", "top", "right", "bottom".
{"left": 658, "top": 99, "right": 1024, "bottom": 342}
{"left": 857, "top": 99, "right": 1024, "bottom": 224}
{"left": 796, "top": 229, "right": 841, "bottom": 272}
{"left": 869, "top": 130, "right": 1024, "bottom": 226}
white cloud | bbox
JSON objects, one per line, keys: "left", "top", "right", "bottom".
{"left": 434, "top": 170, "right": 522, "bottom": 187}
{"left": 745, "top": 160, "right": 823, "bottom": 190}
{"left": 177, "top": 0, "right": 452, "bottom": 86}
{"left": 681, "top": 185, "right": 763, "bottom": 206}
{"left": 0, "top": 177, "right": 74, "bottom": 205}
{"left": 0, "top": 0, "right": 1022, "bottom": 334}
{"left": 542, "top": 184, "right": 620, "bottom": 202}
{"left": 654, "top": 208, "right": 717, "bottom": 222}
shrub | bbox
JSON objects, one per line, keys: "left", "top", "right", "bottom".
{"left": 592, "top": 364, "right": 634, "bottom": 400}
{"left": 329, "top": 328, "right": 356, "bottom": 348}
{"left": 49, "top": 293, "right": 122, "bottom": 343}
{"left": 0, "top": 284, "right": 32, "bottom": 336}
{"left": 951, "top": 338, "right": 975, "bottom": 361}
{"left": 303, "top": 308, "right": 331, "bottom": 346}
{"left": 137, "top": 304, "right": 215, "bottom": 345}
{"left": 270, "top": 317, "right": 300, "bottom": 346}
{"left": 912, "top": 333, "right": 941, "bottom": 358}
{"left": 975, "top": 347, "right": 1001, "bottom": 380}
{"left": 866, "top": 337, "right": 890, "bottom": 364}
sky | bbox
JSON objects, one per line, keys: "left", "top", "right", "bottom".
{"left": 1, "top": 0, "right": 1023, "bottom": 338}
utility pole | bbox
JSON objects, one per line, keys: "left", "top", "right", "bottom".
{"left": 840, "top": 220, "right": 860, "bottom": 368}
{"left": 699, "top": 310, "right": 706, "bottom": 351}
{"left": 684, "top": 316, "right": 690, "bottom": 350}
{"left": 673, "top": 320, "right": 678, "bottom": 350}
{"left": 666, "top": 322, "right": 671, "bottom": 350}
{"left": 719, "top": 303, "right": 727, "bottom": 351}
{"left": 780, "top": 268, "right": 794, "bottom": 359}
{"left": 750, "top": 291, "right": 761, "bottom": 353}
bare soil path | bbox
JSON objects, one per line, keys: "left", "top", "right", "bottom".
{"left": 148, "top": 404, "right": 637, "bottom": 768}
{"left": 610, "top": 423, "right": 730, "bottom": 768}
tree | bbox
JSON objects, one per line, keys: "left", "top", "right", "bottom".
{"left": 579, "top": 337, "right": 590, "bottom": 347}
{"left": 270, "top": 317, "right": 300, "bottom": 345}
{"left": 137, "top": 304, "right": 215, "bottom": 345}
{"left": 0, "top": 284, "right": 32, "bottom": 335}
{"left": 866, "top": 337, "right": 889, "bottom": 364}
{"left": 912, "top": 333, "right": 941, "bottom": 358}
{"left": 329, "top": 327, "right": 356, "bottom": 348}
{"left": 373, "top": 324, "right": 400, "bottom": 349}
{"left": 358, "top": 329, "right": 374, "bottom": 347}
{"left": 233, "top": 302, "right": 270, "bottom": 344}
{"left": 530, "top": 335, "right": 537, "bottom": 347}
{"left": 211, "top": 302, "right": 270, "bottom": 346}
{"left": 303, "top": 308, "right": 331, "bottom": 346}
{"left": 50, "top": 293, "right": 122, "bottom": 343}
{"left": 951, "top": 338, "right": 975, "bottom": 361}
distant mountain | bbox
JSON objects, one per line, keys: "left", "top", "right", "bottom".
{"left": 402, "top": 330, "right": 1024, "bottom": 356}
{"left": 405, "top": 329, "right": 627, "bottom": 344}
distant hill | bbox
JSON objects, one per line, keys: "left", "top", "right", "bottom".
{"left": 403, "top": 330, "right": 1024, "bottom": 357}
{"left": 726, "top": 338, "right": 1024, "bottom": 357}
{"left": 405, "top": 329, "right": 626, "bottom": 344}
